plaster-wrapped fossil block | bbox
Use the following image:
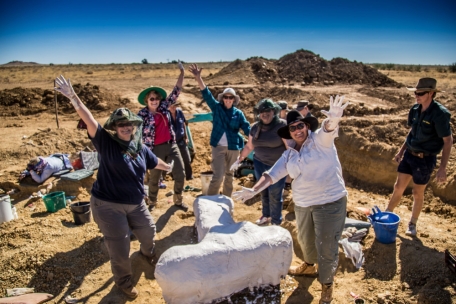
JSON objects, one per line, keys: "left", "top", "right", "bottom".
{"left": 155, "top": 195, "right": 293, "bottom": 304}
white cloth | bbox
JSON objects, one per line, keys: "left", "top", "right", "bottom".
{"left": 217, "top": 132, "right": 228, "bottom": 146}
{"left": 266, "top": 119, "right": 347, "bottom": 207}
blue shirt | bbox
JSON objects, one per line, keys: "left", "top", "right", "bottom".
{"left": 171, "top": 108, "right": 186, "bottom": 142}
{"left": 90, "top": 124, "right": 158, "bottom": 204}
{"left": 201, "top": 87, "right": 250, "bottom": 150}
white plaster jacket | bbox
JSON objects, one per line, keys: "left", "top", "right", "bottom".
{"left": 266, "top": 120, "right": 348, "bottom": 208}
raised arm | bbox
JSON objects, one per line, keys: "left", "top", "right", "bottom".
{"left": 176, "top": 60, "right": 185, "bottom": 89}
{"left": 54, "top": 75, "right": 98, "bottom": 138}
{"left": 189, "top": 64, "right": 206, "bottom": 90}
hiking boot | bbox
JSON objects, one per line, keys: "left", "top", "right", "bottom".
{"left": 255, "top": 216, "right": 270, "bottom": 225}
{"left": 319, "top": 283, "right": 333, "bottom": 304}
{"left": 175, "top": 202, "right": 189, "bottom": 212}
{"left": 406, "top": 222, "right": 417, "bottom": 236}
{"left": 288, "top": 262, "right": 318, "bottom": 276}
{"left": 117, "top": 285, "right": 139, "bottom": 299}
{"left": 147, "top": 199, "right": 157, "bottom": 211}
{"left": 139, "top": 250, "right": 157, "bottom": 265}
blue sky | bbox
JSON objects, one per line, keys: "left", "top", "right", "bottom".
{"left": 1, "top": 0, "right": 455, "bottom": 65}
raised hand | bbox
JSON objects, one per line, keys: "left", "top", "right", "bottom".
{"left": 188, "top": 64, "right": 203, "bottom": 78}
{"left": 54, "top": 75, "right": 80, "bottom": 110}
{"left": 321, "top": 95, "right": 349, "bottom": 119}
{"left": 232, "top": 187, "right": 257, "bottom": 202}
{"left": 178, "top": 60, "right": 184, "bottom": 72}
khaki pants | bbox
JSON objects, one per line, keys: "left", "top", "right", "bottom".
{"left": 148, "top": 142, "right": 185, "bottom": 204}
{"left": 294, "top": 196, "right": 347, "bottom": 284}
{"left": 207, "top": 145, "right": 239, "bottom": 197}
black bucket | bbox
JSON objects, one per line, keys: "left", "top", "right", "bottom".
{"left": 70, "top": 201, "right": 91, "bottom": 225}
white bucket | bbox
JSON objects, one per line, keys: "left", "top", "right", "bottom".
{"left": 200, "top": 171, "right": 213, "bottom": 196}
{"left": 0, "top": 195, "right": 14, "bottom": 224}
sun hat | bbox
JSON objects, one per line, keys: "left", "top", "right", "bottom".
{"left": 277, "top": 100, "right": 289, "bottom": 110}
{"left": 104, "top": 108, "right": 144, "bottom": 131}
{"left": 255, "top": 99, "right": 281, "bottom": 115}
{"left": 137, "top": 86, "right": 168, "bottom": 105}
{"left": 277, "top": 110, "right": 318, "bottom": 139}
{"left": 217, "top": 88, "right": 240, "bottom": 106}
{"left": 406, "top": 78, "right": 441, "bottom": 92}
{"left": 293, "top": 100, "right": 309, "bottom": 111}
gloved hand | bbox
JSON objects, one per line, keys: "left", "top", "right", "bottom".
{"left": 229, "top": 157, "right": 241, "bottom": 171}
{"left": 232, "top": 187, "right": 257, "bottom": 202}
{"left": 178, "top": 60, "right": 184, "bottom": 71}
{"left": 54, "top": 75, "right": 80, "bottom": 110}
{"left": 321, "top": 95, "right": 349, "bottom": 130}
{"left": 166, "top": 160, "right": 174, "bottom": 173}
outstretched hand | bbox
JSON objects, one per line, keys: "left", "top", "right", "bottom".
{"left": 232, "top": 187, "right": 257, "bottom": 203}
{"left": 229, "top": 157, "right": 241, "bottom": 171}
{"left": 188, "top": 64, "right": 202, "bottom": 78}
{"left": 321, "top": 95, "right": 349, "bottom": 119}
{"left": 178, "top": 60, "right": 184, "bottom": 72}
{"left": 54, "top": 75, "right": 80, "bottom": 110}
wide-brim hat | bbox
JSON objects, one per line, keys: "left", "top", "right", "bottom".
{"left": 217, "top": 88, "right": 240, "bottom": 106}
{"left": 406, "top": 77, "right": 441, "bottom": 92}
{"left": 104, "top": 108, "right": 143, "bottom": 131}
{"left": 277, "top": 110, "right": 319, "bottom": 139}
{"left": 137, "top": 86, "right": 168, "bottom": 105}
{"left": 255, "top": 99, "right": 281, "bottom": 116}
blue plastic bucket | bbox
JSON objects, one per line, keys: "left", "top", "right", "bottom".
{"left": 369, "top": 212, "right": 400, "bottom": 244}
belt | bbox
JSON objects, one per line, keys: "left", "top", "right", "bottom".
{"left": 407, "top": 149, "right": 431, "bottom": 158}
{"left": 155, "top": 140, "right": 173, "bottom": 146}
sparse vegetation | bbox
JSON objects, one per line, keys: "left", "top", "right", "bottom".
{"left": 142, "top": 58, "right": 149, "bottom": 64}
{"left": 450, "top": 62, "right": 456, "bottom": 73}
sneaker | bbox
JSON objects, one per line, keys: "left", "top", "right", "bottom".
{"left": 288, "top": 262, "right": 318, "bottom": 276}
{"left": 255, "top": 216, "right": 270, "bottom": 225}
{"left": 117, "top": 285, "right": 139, "bottom": 299}
{"left": 406, "top": 223, "right": 417, "bottom": 236}
{"left": 175, "top": 202, "right": 189, "bottom": 212}
{"left": 320, "top": 283, "right": 333, "bottom": 304}
{"left": 159, "top": 182, "right": 166, "bottom": 189}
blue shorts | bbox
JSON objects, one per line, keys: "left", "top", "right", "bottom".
{"left": 397, "top": 150, "right": 436, "bottom": 185}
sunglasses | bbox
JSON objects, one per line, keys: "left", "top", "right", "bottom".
{"left": 289, "top": 122, "right": 308, "bottom": 132}
{"left": 116, "top": 122, "right": 133, "bottom": 128}
{"left": 414, "top": 91, "right": 428, "bottom": 97}
{"left": 149, "top": 97, "right": 161, "bottom": 101}
{"left": 223, "top": 95, "right": 235, "bottom": 100}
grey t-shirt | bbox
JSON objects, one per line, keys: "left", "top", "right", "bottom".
{"left": 251, "top": 118, "right": 287, "bottom": 166}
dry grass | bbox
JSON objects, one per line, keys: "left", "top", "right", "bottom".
{"left": 0, "top": 62, "right": 228, "bottom": 84}
{"left": 378, "top": 69, "right": 456, "bottom": 91}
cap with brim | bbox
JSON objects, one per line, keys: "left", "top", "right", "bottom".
{"left": 277, "top": 110, "right": 318, "bottom": 139}
{"left": 277, "top": 101, "right": 289, "bottom": 110}
{"left": 217, "top": 88, "right": 240, "bottom": 106}
{"left": 138, "top": 87, "right": 168, "bottom": 105}
{"left": 104, "top": 108, "right": 143, "bottom": 131}
{"left": 293, "top": 100, "right": 309, "bottom": 111}
{"left": 406, "top": 77, "right": 441, "bottom": 92}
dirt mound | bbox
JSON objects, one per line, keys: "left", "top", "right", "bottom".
{"left": 0, "top": 83, "right": 131, "bottom": 116}
{"left": 209, "top": 50, "right": 401, "bottom": 87}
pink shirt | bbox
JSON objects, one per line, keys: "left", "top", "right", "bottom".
{"left": 153, "top": 112, "right": 172, "bottom": 145}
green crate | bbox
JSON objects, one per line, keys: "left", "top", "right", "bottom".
{"left": 42, "top": 191, "right": 66, "bottom": 213}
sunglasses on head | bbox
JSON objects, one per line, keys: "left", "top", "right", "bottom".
{"left": 116, "top": 122, "right": 133, "bottom": 128}
{"left": 223, "top": 95, "right": 235, "bottom": 100}
{"left": 414, "top": 91, "right": 429, "bottom": 97}
{"left": 289, "top": 122, "right": 308, "bottom": 132}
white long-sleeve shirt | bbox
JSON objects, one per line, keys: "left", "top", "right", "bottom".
{"left": 30, "top": 156, "right": 69, "bottom": 184}
{"left": 266, "top": 121, "right": 347, "bottom": 208}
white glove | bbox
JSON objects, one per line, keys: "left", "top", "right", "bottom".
{"left": 321, "top": 95, "right": 349, "bottom": 130}
{"left": 54, "top": 75, "right": 80, "bottom": 110}
{"left": 229, "top": 157, "right": 241, "bottom": 171}
{"left": 232, "top": 187, "right": 257, "bottom": 202}
{"left": 178, "top": 60, "right": 184, "bottom": 71}
{"left": 166, "top": 160, "right": 174, "bottom": 173}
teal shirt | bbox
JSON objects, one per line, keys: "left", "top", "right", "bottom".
{"left": 406, "top": 100, "right": 451, "bottom": 155}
